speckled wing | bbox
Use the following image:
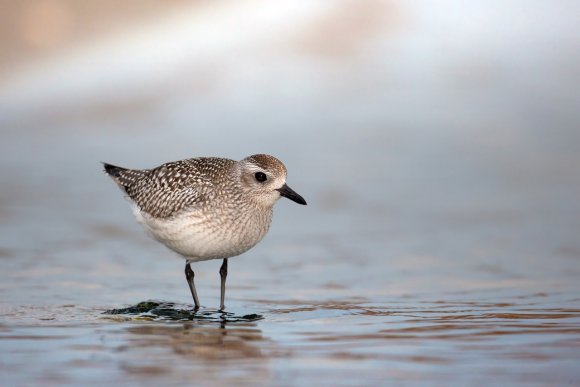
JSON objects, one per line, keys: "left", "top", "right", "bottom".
{"left": 104, "top": 159, "right": 221, "bottom": 218}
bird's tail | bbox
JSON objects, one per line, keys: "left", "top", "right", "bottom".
{"left": 102, "top": 162, "right": 127, "bottom": 178}
{"left": 102, "top": 162, "right": 148, "bottom": 194}
{"left": 102, "top": 162, "right": 135, "bottom": 194}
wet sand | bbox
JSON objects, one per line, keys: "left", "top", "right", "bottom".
{"left": 1, "top": 1, "right": 580, "bottom": 385}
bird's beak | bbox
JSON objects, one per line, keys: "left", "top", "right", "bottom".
{"left": 277, "top": 184, "right": 307, "bottom": 205}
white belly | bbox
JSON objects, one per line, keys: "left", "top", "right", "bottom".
{"left": 133, "top": 205, "right": 271, "bottom": 262}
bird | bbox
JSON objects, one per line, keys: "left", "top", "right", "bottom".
{"left": 102, "top": 154, "right": 307, "bottom": 310}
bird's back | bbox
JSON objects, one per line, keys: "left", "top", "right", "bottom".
{"left": 103, "top": 158, "right": 237, "bottom": 218}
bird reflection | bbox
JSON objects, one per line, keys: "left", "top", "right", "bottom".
{"left": 107, "top": 301, "right": 268, "bottom": 366}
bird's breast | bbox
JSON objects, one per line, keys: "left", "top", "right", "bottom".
{"left": 134, "top": 204, "right": 273, "bottom": 262}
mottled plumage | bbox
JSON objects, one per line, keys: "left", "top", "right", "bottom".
{"left": 107, "top": 158, "right": 235, "bottom": 218}
{"left": 103, "top": 154, "right": 306, "bottom": 310}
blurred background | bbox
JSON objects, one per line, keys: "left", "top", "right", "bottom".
{"left": 1, "top": 0, "right": 579, "bottom": 385}
{"left": 2, "top": 0, "right": 579, "bottom": 295}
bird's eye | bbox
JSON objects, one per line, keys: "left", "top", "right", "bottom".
{"left": 254, "top": 172, "right": 267, "bottom": 182}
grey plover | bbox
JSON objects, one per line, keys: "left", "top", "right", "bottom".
{"left": 103, "top": 154, "right": 306, "bottom": 310}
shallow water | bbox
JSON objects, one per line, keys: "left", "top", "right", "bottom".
{"left": 1, "top": 1, "right": 580, "bottom": 385}
{"left": 2, "top": 295, "right": 579, "bottom": 385}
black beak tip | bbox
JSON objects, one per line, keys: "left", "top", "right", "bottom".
{"left": 277, "top": 184, "right": 307, "bottom": 206}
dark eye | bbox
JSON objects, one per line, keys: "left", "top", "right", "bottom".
{"left": 254, "top": 172, "right": 267, "bottom": 182}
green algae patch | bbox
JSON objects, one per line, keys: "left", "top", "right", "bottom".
{"left": 106, "top": 301, "right": 161, "bottom": 315}
{"left": 103, "top": 301, "right": 263, "bottom": 323}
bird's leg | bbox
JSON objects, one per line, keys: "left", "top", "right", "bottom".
{"left": 185, "top": 261, "right": 200, "bottom": 309}
{"left": 219, "top": 258, "right": 228, "bottom": 310}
